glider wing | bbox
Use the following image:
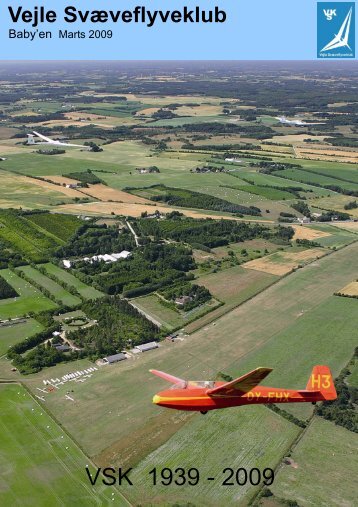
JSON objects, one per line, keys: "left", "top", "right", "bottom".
{"left": 33, "top": 131, "right": 54, "bottom": 143}
{"left": 150, "top": 369, "right": 184, "bottom": 384}
{"left": 208, "top": 367, "right": 273, "bottom": 396}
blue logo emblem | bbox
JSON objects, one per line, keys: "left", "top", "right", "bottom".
{"left": 317, "top": 2, "right": 355, "bottom": 58}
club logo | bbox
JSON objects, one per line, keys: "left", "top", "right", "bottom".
{"left": 317, "top": 2, "right": 355, "bottom": 58}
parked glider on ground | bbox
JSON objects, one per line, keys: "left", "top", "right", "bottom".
{"left": 27, "top": 131, "right": 88, "bottom": 148}
{"left": 150, "top": 366, "right": 336, "bottom": 414}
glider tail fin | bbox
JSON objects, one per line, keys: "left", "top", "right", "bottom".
{"left": 306, "top": 365, "right": 337, "bottom": 400}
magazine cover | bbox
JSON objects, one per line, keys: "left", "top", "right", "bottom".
{"left": 0, "top": 1, "right": 357, "bottom": 506}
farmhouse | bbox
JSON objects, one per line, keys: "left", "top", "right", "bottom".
{"left": 175, "top": 295, "right": 193, "bottom": 306}
{"left": 135, "top": 342, "right": 158, "bottom": 352}
{"left": 297, "top": 216, "right": 311, "bottom": 224}
{"left": 103, "top": 353, "right": 127, "bottom": 364}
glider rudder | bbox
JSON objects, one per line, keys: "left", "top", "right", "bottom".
{"left": 306, "top": 365, "right": 337, "bottom": 400}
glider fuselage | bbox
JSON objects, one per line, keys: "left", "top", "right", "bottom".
{"left": 153, "top": 383, "right": 324, "bottom": 411}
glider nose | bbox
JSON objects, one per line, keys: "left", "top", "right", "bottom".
{"left": 153, "top": 394, "right": 161, "bottom": 405}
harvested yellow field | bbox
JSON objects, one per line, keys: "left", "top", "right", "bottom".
{"left": 270, "top": 134, "right": 328, "bottom": 144}
{"left": 330, "top": 221, "right": 358, "bottom": 232}
{"left": 79, "top": 184, "right": 153, "bottom": 204}
{"left": 295, "top": 147, "right": 358, "bottom": 163}
{"left": 54, "top": 201, "right": 273, "bottom": 222}
{"left": 242, "top": 248, "right": 326, "bottom": 276}
{"left": 135, "top": 107, "right": 159, "bottom": 116}
{"left": 338, "top": 281, "right": 358, "bottom": 296}
{"left": 177, "top": 104, "right": 223, "bottom": 116}
{"left": 0, "top": 170, "right": 71, "bottom": 206}
{"left": 292, "top": 225, "right": 331, "bottom": 241}
{"left": 23, "top": 177, "right": 85, "bottom": 198}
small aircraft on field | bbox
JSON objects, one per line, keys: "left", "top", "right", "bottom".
{"left": 26, "top": 131, "right": 88, "bottom": 149}
{"left": 150, "top": 365, "right": 336, "bottom": 414}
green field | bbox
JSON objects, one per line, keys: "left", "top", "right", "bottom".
{"left": 0, "top": 384, "right": 129, "bottom": 507}
{"left": 232, "top": 170, "right": 334, "bottom": 197}
{"left": 187, "top": 265, "right": 278, "bottom": 331}
{"left": 17, "top": 266, "right": 81, "bottom": 307}
{"left": 225, "top": 184, "right": 295, "bottom": 200}
{"left": 277, "top": 168, "right": 358, "bottom": 192}
{"left": 131, "top": 294, "right": 221, "bottom": 330}
{"left": 0, "top": 211, "right": 62, "bottom": 262}
{"left": 0, "top": 318, "right": 43, "bottom": 357}
{"left": 25, "top": 213, "right": 82, "bottom": 241}
{"left": 0, "top": 269, "right": 56, "bottom": 319}
{"left": 307, "top": 224, "right": 358, "bottom": 249}
{"left": 224, "top": 295, "right": 358, "bottom": 421}
{"left": 122, "top": 406, "right": 300, "bottom": 506}
{"left": 271, "top": 417, "right": 358, "bottom": 507}
{"left": 40, "top": 263, "right": 103, "bottom": 300}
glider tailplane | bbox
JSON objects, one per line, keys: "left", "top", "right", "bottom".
{"left": 149, "top": 369, "right": 184, "bottom": 385}
{"left": 208, "top": 367, "right": 273, "bottom": 396}
{"left": 306, "top": 365, "right": 337, "bottom": 401}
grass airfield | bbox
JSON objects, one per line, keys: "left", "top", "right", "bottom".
{"left": 0, "top": 384, "right": 129, "bottom": 507}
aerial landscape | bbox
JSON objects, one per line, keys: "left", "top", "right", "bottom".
{"left": 0, "top": 60, "right": 357, "bottom": 506}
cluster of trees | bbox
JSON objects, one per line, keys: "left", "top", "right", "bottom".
{"left": 344, "top": 200, "right": 358, "bottom": 210}
{"left": 67, "top": 297, "right": 161, "bottom": 356}
{"left": 181, "top": 122, "right": 276, "bottom": 139}
{"left": 316, "top": 210, "right": 351, "bottom": 222}
{"left": 36, "top": 148, "right": 66, "bottom": 155}
{"left": 16, "top": 112, "right": 65, "bottom": 124}
{"left": 151, "top": 108, "right": 178, "bottom": 120}
{"left": 315, "top": 351, "right": 358, "bottom": 433}
{"left": 325, "top": 137, "right": 358, "bottom": 148}
{"left": 296, "top": 238, "right": 322, "bottom": 248}
{"left": 251, "top": 161, "right": 302, "bottom": 174}
{"left": 158, "top": 282, "right": 211, "bottom": 311}
{"left": 136, "top": 216, "right": 293, "bottom": 249}
{"left": 129, "top": 185, "right": 261, "bottom": 216}
{"left": 55, "top": 223, "right": 135, "bottom": 258}
{"left": 291, "top": 201, "right": 311, "bottom": 217}
{"left": 6, "top": 306, "right": 91, "bottom": 374}
{"left": 0, "top": 275, "right": 18, "bottom": 299}
{"left": 0, "top": 242, "right": 25, "bottom": 269}
{"left": 83, "top": 243, "right": 196, "bottom": 297}
{"left": 63, "top": 169, "right": 104, "bottom": 185}
{"left": 11, "top": 343, "right": 74, "bottom": 375}
{"left": 83, "top": 141, "right": 103, "bottom": 152}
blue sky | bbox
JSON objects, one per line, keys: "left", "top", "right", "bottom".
{"left": 0, "top": 0, "right": 356, "bottom": 59}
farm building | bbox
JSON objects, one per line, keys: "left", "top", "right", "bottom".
{"left": 82, "top": 250, "right": 132, "bottom": 264}
{"left": 135, "top": 342, "right": 158, "bottom": 352}
{"left": 298, "top": 216, "right": 311, "bottom": 224}
{"left": 63, "top": 259, "right": 72, "bottom": 269}
{"left": 103, "top": 353, "right": 127, "bottom": 364}
{"left": 175, "top": 295, "right": 193, "bottom": 306}
{"left": 225, "top": 157, "right": 242, "bottom": 163}
{"left": 53, "top": 344, "right": 71, "bottom": 352}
